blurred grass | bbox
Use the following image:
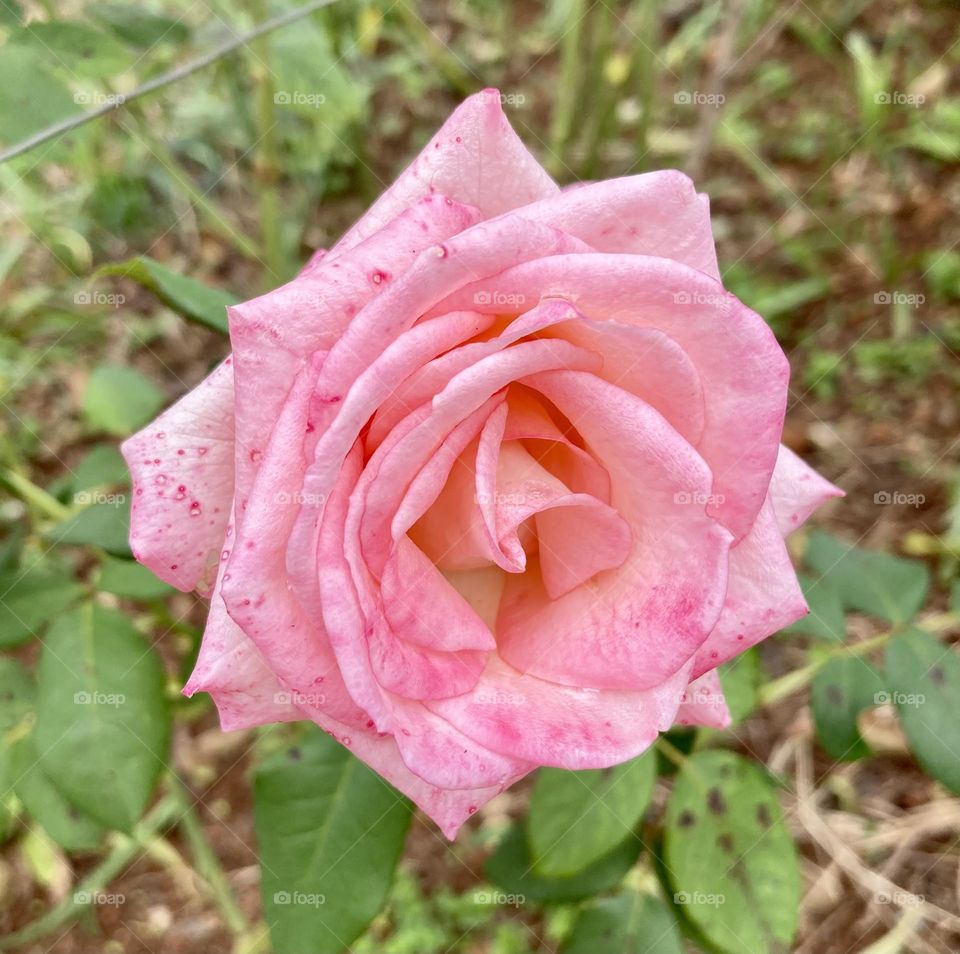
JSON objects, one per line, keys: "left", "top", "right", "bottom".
{"left": 0, "top": 0, "right": 959, "bottom": 951}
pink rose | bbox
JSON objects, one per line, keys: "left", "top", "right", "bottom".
{"left": 123, "top": 89, "right": 841, "bottom": 837}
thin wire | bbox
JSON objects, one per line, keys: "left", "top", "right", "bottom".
{"left": 0, "top": 0, "right": 341, "bottom": 165}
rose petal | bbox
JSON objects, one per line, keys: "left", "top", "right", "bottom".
{"left": 493, "top": 369, "right": 731, "bottom": 691}
{"left": 122, "top": 358, "right": 235, "bottom": 595}
{"left": 427, "top": 656, "right": 692, "bottom": 769}
{"left": 429, "top": 253, "right": 789, "bottom": 540}
{"left": 692, "top": 497, "right": 808, "bottom": 677}
{"left": 332, "top": 88, "right": 557, "bottom": 254}
{"left": 512, "top": 171, "right": 720, "bottom": 279}
{"left": 769, "top": 444, "right": 844, "bottom": 535}
{"left": 674, "top": 670, "right": 731, "bottom": 729}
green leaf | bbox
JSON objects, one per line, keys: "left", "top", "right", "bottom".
{"left": 663, "top": 750, "right": 799, "bottom": 954}
{"left": 0, "top": 657, "right": 34, "bottom": 733}
{"left": 811, "top": 657, "right": 885, "bottom": 761}
{"left": 786, "top": 573, "right": 846, "bottom": 641}
{"left": 717, "top": 648, "right": 761, "bottom": 724}
{"left": 7, "top": 22, "right": 132, "bottom": 80}
{"left": 34, "top": 604, "right": 170, "bottom": 831}
{"left": 71, "top": 444, "right": 129, "bottom": 493}
{"left": 805, "top": 530, "right": 929, "bottom": 623}
{"left": 49, "top": 497, "right": 131, "bottom": 555}
{"left": 87, "top": 3, "right": 190, "bottom": 48}
{"left": 561, "top": 892, "right": 684, "bottom": 954}
{"left": 0, "top": 47, "right": 75, "bottom": 149}
{"left": 96, "top": 257, "right": 237, "bottom": 333}
{"left": 0, "top": 564, "right": 84, "bottom": 648}
{"left": 528, "top": 751, "right": 655, "bottom": 877}
{"left": 0, "top": 1, "right": 22, "bottom": 26}
{"left": 83, "top": 365, "right": 164, "bottom": 437}
{"left": 486, "top": 822, "right": 640, "bottom": 904}
{"left": 254, "top": 727, "right": 412, "bottom": 954}
{"left": 886, "top": 628, "right": 960, "bottom": 794}
{"left": 12, "top": 737, "right": 106, "bottom": 852}
{"left": 98, "top": 555, "right": 172, "bottom": 600}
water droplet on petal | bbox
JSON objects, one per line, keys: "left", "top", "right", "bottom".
{"left": 189, "top": 502, "right": 202, "bottom": 517}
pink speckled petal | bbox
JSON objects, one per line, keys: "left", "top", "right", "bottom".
{"left": 388, "top": 695, "right": 532, "bottom": 790}
{"left": 674, "top": 670, "right": 731, "bottom": 729}
{"left": 427, "top": 254, "right": 789, "bottom": 540}
{"left": 769, "top": 444, "right": 844, "bottom": 535}
{"left": 692, "top": 497, "right": 808, "bottom": 678}
{"left": 332, "top": 89, "right": 557, "bottom": 254}
{"left": 511, "top": 171, "right": 719, "bottom": 279}
{"left": 300, "top": 707, "right": 528, "bottom": 838}
{"left": 229, "top": 195, "right": 482, "bottom": 506}
{"left": 122, "top": 359, "right": 235, "bottom": 595}
{"left": 220, "top": 356, "right": 371, "bottom": 729}
{"left": 493, "top": 370, "right": 731, "bottom": 691}
{"left": 427, "top": 656, "right": 692, "bottom": 770}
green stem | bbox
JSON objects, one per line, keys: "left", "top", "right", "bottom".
{"left": 758, "top": 613, "right": 957, "bottom": 708}
{"left": 130, "top": 119, "right": 261, "bottom": 262}
{"left": 655, "top": 736, "right": 688, "bottom": 768}
{"left": 169, "top": 781, "right": 248, "bottom": 937}
{"left": 251, "top": 0, "right": 285, "bottom": 285}
{"left": 0, "top": 468, "right": 70, "bottom": 522}
{"left": 0, "top": 796, "right": 179, "bottom": 949}
{"left": 548, "top": 0, "right": 586, "bottom": 175}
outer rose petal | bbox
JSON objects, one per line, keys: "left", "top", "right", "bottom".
{"left": 427, "top": 656, "right": 692, "bottom": 769}
{"left": 692, "top": 498, "right": 808, "bottom": 677}
{"left": 769, "top": 444, "right": 844, "bottom": 535}
{"left": 122, "top": 359, "right": 235, "bottom": 595}
{"left": 511, "top": 171, "right": 720, "bottom": 279}
{"left": 298, "top": 707, "right": 528, "bottom": 839}
{"left": 675, "top": 670, "right": 731, "bottom": 729}
{"left": 332, "top": 89, "right": 558, "bottom": 254}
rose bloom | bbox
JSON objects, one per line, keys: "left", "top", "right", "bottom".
{"left": 123, "top": 89, "right": 841, "bottom": 837}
